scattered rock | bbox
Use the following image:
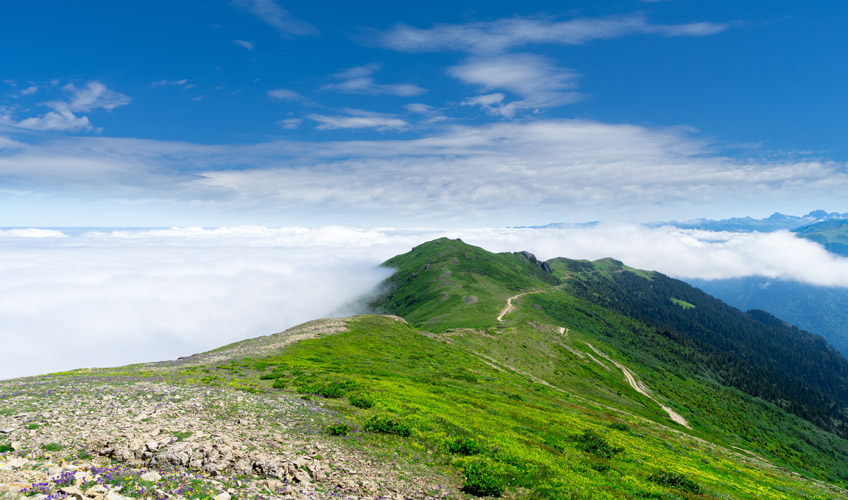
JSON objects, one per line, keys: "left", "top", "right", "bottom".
{"left": 139, "top": 471, "right": 161, "bottom": 482}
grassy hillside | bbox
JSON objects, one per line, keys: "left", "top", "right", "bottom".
{"left": 376, "top": 237, "right": 558, "bottom": 331}
{"left": 372, "top": 238, "right": 848, "bottom": 491}
{"left": 152, "top": 315, "right": 846, "bottom": 499}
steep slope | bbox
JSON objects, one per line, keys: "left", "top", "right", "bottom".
{"left": 550, "top": 257, "right": 848, "bottom": 439}
{"left": 677, "top": 218, "right": 848, "bottom": 359}
{"left": 373, "top": 238, "right": 848, "bottom": 487}
{"left": 689, "top": 276, "right": 848, "bottom": 357}
{"left": 377, "top": 237, "right": 558, "bottom": 332}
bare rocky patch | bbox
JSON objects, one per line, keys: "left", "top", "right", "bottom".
{"left": 0, "top": 373, "right": 454, "bottom": 500}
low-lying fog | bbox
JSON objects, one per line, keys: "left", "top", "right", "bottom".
{"left": 2, "top": 224, "right": 845, "bottom": 380}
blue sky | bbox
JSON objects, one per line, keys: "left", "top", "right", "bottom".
{"left": 1, "top": 0, "right": 847, "bottom": 226}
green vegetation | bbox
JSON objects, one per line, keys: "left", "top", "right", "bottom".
{"left": 348, "top": 392, "right": 374, "bottom": 409}
{"left": 670, "top": 297, "right": 695, "bottom": 309}
{"left": 446, "top": 436, "right": 482, "bottom": 456}
{"left": 42, "top": 442, "right": 64, "bottom": 452}
{"left": 363, "top": 414, "right": 413, "bottom": 437}
{"left": 373, "top": 238, "right": 558, "bottom": 332}
{"left": 326, "top": 422, "right": 350, "bottom": 436}
{"left": 173, "top": 431, "right": 193, "bottom": 441}
{"left": 461, "top": 458, "right": 506, "bottom": 497}
{"left": 0, "top": 444, "right": 13, "bottom": 453}
{"left": 297, "top": 378, "right": 357, "bottom": 399}
{"left": 568, "top": 429, "right": 624, "bottom": 459}
{"left": 648, "top": 470, "right": 703, "bottom": 494}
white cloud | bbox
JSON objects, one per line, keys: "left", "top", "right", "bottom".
{"left": 0, "top": 227, "right": 396, "bottom": 381}
{"left": 3, "top": 224, "right": 848, "bottom": 381}
{"left": 4, "top": 81, "right": 130, "bottom": 132}
{"left": 450, "top": 54, "right": 581, "bottom": 116}
{"left": 277, "top": 118, "right": 302, "bottom": 129}
{"left": 234, "top": 39, "right": 255, "bottom": 50}
{"left": 380, "top": 15, "right": 735, "bottom": 53}
{"left": 20, "top": 86, "right": 38, "bottom": 96}
{"left": 0, "top": 228, "right": 68, "bottom": 238}
{"left": 151, "top": 79, "right": 193, "bottom": 89}
{"left": 15, "top": 109, "right": 93, "bottom": 132}
{"left": 267, "top": 88, "right": 303, "bottom": 101}
{"left": 306, "top": 109, "right": 409, "bottom": 130}
{"left": 61, "top": 82, "right": 131, "bottom": 112}
{"left": 231, "top": 0, "right": 318, "bottom": 37}
{"left": 324, "top": 64, "right": 426, "bottom": 96}
{"left": 0, "top": 119, "right": 845, "bottom": 225}
{"left": 405, "top": 103, "right": 435, "bottom": 114}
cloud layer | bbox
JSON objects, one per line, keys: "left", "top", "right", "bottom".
{"left": 2, "top": 224, "right": 848, "bottom": 381}
{"left": 0, "top": 119, "right": 842, "bottom": 226}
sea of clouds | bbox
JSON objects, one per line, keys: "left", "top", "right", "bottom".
{"left": 2, "top": 224, "right": 847, "bottom": 380}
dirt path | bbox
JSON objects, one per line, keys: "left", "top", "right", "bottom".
{"left": 497, "top": 291, "right": 540, "bottom": 322}
{"left": 585, "top": 342, "right": 691, "bottom": 429}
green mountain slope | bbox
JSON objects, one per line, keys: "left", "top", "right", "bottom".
{"left": 377, "top": 238, "right": 557, "bottom": 331}
{"left": 140, "top": 314, "right": 847, "bottom": 499}
{"left": 371, "top": 238, "right": 848, "bottom": 491}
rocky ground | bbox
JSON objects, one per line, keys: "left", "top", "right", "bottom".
{"left": 0, "top": 375, "right": 458, "bottom": 500}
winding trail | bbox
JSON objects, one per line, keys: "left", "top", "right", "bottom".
{"left": 585, "top": 342, "right": 691, "bottom": 429}
{"left": 495, "top": 291, "right": 690, "bottom": 428}
{"left": 497, "top": 291, "right": 540, "bottom": 322}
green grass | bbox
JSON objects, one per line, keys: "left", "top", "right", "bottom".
{"left": 187, "top": 314, "right": 847, "bottom": 499}
{"left": 670, "top": 297, "right": 696, "bottom": 309}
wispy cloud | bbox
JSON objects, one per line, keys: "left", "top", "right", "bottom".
{"left": 324, "top": 64, "right": 426, "bottom": 96}
{"left": 267, "top": 88, "right": 303, "bottom": 101}
{"left": 306, "top": 109, "right": 409, "bottom": 130}
{"left": 61, "top": 82, "right": 132, "bottom": 112}
{"left": 19, "top": 86, "right": 38, "bottom": 96}
{"left": 231, "top": 0, "right": 318, "bottom": 37}
{"left": 2, "top": 81, "right": 131, "bottom": 132}
{"left": 380, "top": 15, "right": 736, "bottom": 53}
{"left": 449, "top": 54, "right": 581, "bottom": 116}
{"left": 234, "top": 39, "right": 255, "bottom": 50}
{"left": 151, "top": 79, "right": 194, "bottom": 89}
{"left": 277, "top": 118, "right": 302, "bottom": 129}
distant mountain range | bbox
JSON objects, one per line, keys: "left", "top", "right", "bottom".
{"left": 662, "top": 210, "right": 848, "bottom": 233}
